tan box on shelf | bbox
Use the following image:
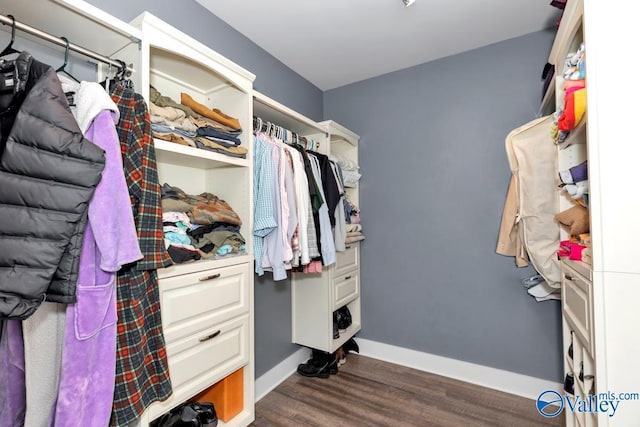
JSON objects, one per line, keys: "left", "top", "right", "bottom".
{"left": 191, "top": 368, "right": 244, "bottom": 422}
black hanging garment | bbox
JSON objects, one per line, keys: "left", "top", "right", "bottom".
{"left": 0, "top": 51, "right": 105, "bottom": 319}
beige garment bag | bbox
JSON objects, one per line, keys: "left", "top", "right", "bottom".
{"left": 498, "top": 115, "right": 561, "bottom": 288}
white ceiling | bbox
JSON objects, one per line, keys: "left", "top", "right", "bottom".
{"left": 195, "top": 0, "right": 561, "bottom": 90}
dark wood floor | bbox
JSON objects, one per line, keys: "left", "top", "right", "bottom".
{"left": 252, "top": 354, "right": 564, "bottom": 427}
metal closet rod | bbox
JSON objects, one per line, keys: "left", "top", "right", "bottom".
{"left": 0, "top": 13, "right": 132, "bottom": 75}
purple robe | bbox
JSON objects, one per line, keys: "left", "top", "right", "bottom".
{"left": 52, "top": 106, "right": 143, "bottom": 426}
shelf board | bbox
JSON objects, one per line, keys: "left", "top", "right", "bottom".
{"left": 330, "top": 322, "right": 362, "bottom": 353}
{"left": 319, "top": 120, "right": 359, "bottom": 145}
{"left": 3, "top": 0, "right": 141, "bottom": 59}
{"left": 253, "top": 91, "right": 325, "bottom": 136}
{"left": 158, "top": 253, "right": 252, "bottom": 279}
{"left": 154, "top": 138, "right": 249, "bottom": 169}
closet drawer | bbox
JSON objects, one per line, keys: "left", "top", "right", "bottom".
{"left": 148, "top": 314, "right": 249, "bottom": 420}
{"left": 562, "top": 266, "right": 594, "bottom": 356}
{"left": 159, "top": 263, "right": 249, "bottom": 344}
{"left": 335, "top": 243, "right": 359, "bottom": 277}
{"left": 333, "top": 270, "right": 359, "bottom": 309}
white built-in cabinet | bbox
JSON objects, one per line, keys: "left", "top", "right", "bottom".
{"left": 550, "top": 0, "right": 640, "bottom": 425}
{"left": 292, "top": 121, "right": 362, "bottom": 354}
{"left": 252, "top": 94, "right": 363, "bottom": 354}
{"left": 1, "top": 2, "right": 256, "bottom": 426}
{"left": 130, "top": 13, "right": 256, "bottom": 427}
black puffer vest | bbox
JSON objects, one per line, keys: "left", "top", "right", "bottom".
{"left": 0, "top": 52, "right": 105, "bottom": 319}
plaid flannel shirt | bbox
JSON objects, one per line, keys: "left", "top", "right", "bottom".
{"left": 109, "top": 84, "right": 173, "bottom": 426}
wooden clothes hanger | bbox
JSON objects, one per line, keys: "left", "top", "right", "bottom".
{"left": 0, "top": 15, "right": 20, "bottom": 58}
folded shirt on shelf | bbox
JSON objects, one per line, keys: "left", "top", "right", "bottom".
{"left": 345, "top": 223, "right": 362, "bottom": 233}
{"left": 181, "top": 92, "right": 242, "bottom": 131}
{"left": 190, "top": 116, "right": 239, "bottom": 134}
{"left": 345, "top": 231, "right": 365, "bottom": 244}
{"left": 150, "top": 85, "right": 198, "bottom": 118}
{"left": 167, "top": 245, "right": 201, "bottom": 263}
{"left": 161, "top": 184, "right": 243, "bottom": 226}
{"left": 341, "top": 170, "right": 362, "bottom": 187}
{"left": 196, "top": 125, "right": 241, "bottom": 145}
{"left": 330, "top": 152, "right": 359, "bottom": 171}
{"left": 151, "top": 123, "right": 196, "bottom": 138}
{"left": 149, "top": 102, "right": 198, "bottom": 132}
{"left": 153, "top": 131, "right": 196, "bottom": 147}
{"left": 194, "top": 137, "right": 247, "bottom": 158}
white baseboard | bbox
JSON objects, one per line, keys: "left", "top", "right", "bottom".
{"left": 255, "top": 347, "right": 310, "bottom": 402}
{"left": 358, "top": 338, "right": 562, "bottom": 400}
{"left": 254, "top": 340, "right": 562, "bottom": 403}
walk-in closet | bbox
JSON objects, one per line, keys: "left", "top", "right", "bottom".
{"left": 0, "top": 0, "right": 638, "bottom": 426}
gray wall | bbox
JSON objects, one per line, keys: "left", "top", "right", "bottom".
{"left": 324, "top": 29, "right": 563, "bottom": 382}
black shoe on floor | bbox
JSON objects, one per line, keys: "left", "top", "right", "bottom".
{"left": 343, "top": 337, "right": 359, "bottom": 355}
{"left": 297, "top": 350, "right": 337, "bottom": 378}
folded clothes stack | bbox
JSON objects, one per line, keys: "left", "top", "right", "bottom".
{"left": 161, "top": 183, "right": 246, "bottom": 263}
{"left": 345, "top": 223, "right": 364, "bottom": 244}
{"left": 148, "top": 86, "right": 247, "bottom": 159}
{"left": 330, "top": 152, "right": 361, "bottom": 188}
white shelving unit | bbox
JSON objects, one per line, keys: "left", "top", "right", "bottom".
{"left": 130, "top": 12, "right": 256, "bottom": 427}
{"left": 251, "top": 93, "right": 363, "bottom": 354}
{"left": 3, "top": 3, "right": 258, "bottom": 425}
{"left": 552, "top": 0, "right": 640, "bottom": 424}
{"left": 291, "top": 120, "right": 362, "bottom": 354}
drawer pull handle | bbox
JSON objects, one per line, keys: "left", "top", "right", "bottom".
{"left": 199, "top": 273, "right": 221, "bottom": 282}
{"left": 564, "top": 274, "right": 574, "bottom": 281}
{"left": 344, "top": 275, "right": 352, "bottom": 280}
{"left": 345, "top": 245, "right": 352, "bottom": 249}
{"left": 199, "top": 330, "right": 221, "bottom": 342}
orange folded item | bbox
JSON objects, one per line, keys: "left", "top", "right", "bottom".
{"left": 180, "top": 93, "right": 242, "bottom": 131}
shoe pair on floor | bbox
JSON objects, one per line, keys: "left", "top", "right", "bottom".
{"left": 297, "top": 338, "right": 360, "bottom": 379}
{"left": 297, "top": 349, "right": 339, "bottom": 378}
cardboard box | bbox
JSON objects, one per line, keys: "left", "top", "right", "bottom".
{"left": 191, "top": 368, "right": 243, "bottom": 422}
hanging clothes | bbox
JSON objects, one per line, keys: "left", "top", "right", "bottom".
{"left": 0, "top": 320, "right": 25, "bottom": 426}
{"left": 17, "top": 78, "right": 141, "bottom": 427}
{"left": 0, "top": 52, "right": 106, "bottom": 427}
{"left": 253, "top": 128, "right": 348, "bottom": 278}
{"left": 0, "top": 51, "right": 105, "bottom": 319}
{"left": 53, "top": 81, "right": 143, "bottom": 427}
{"left": 260, "top": 134, "right": 289, "bottom": 280}
{"left": 109, "top": 84, "right": 174, "bottom": 426}
{"left": 282, "top": 144, "right": 311, "bottom": 267}
{"left": 307, "top": 152, "right": 336, "bottom": 267}
{"left": 252, "top": 134, "right": 277, "bottom": 276}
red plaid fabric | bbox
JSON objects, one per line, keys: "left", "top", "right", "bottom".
{"left": 109, "top": 84, "right": 173, "bottom": 426}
